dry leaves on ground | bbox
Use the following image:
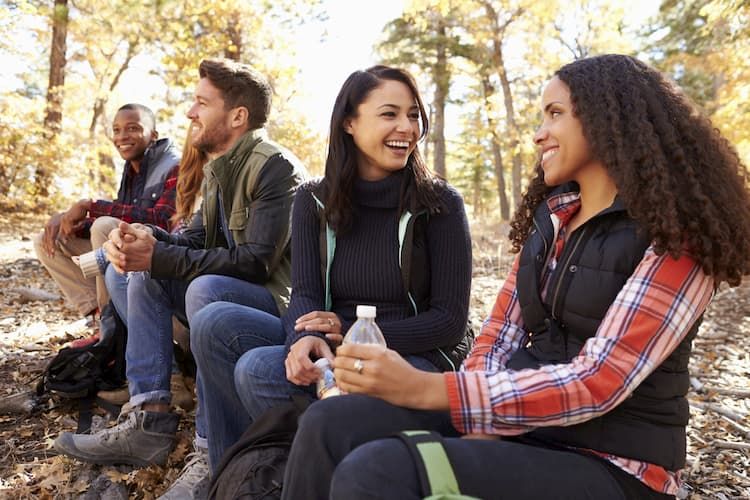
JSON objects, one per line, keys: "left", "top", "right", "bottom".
{"left": 0, "top": 214, "right": 747, "bottom": 499}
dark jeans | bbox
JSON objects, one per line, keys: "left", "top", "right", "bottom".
{"left": 282, "top": 395, "right": 674, "bottom": 500}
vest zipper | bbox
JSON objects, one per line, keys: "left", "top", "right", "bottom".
{"left": 550, "top": 226, "right": 587, "bottom": 320}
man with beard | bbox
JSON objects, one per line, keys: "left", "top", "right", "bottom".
{"left": 53, "top": 59, "right": 307, "bottom": 500}
{"left": 33, "top": 104, "right": 179, "bottom": 321}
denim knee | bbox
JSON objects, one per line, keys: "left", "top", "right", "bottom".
{"left": 189, "top": 302, "right": 221, "bottom": 361}
{"left": 184, "top": 275, "right": 215, "bottom": 320}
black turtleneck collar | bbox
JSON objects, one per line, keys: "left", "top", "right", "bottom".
{"left": 353, "top": 169, "right": 404, "bottom": 209}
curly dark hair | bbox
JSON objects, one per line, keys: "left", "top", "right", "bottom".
{"left": 509, "top": 54, "right": 750, "bottom": 286}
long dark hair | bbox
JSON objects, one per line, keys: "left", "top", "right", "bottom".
{"left": 509, "top": 54, "right": 750, "bottom": 286}
{"left": 321, "top": 65, "right": 442, "bottom": 234}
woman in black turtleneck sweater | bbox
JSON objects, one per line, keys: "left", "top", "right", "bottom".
{"left": 190, "top": 65, "right": 471, "bottom": 472}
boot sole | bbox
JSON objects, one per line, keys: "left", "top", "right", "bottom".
{"left": 54, "top": 436, "right": 168, "bottom": 468}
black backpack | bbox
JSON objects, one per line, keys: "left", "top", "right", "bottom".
{"left": 37, "top": 302, "right": 127, "bottom": 431}
{"left": 209, "top": 396, "right": 310, "bottom": 500}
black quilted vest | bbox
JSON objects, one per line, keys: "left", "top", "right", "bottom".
{"left": 512, "top": 184, "right": 700, "bottom": 471}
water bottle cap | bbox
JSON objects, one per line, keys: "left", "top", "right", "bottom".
{"left": 356, "top": 305, "right": 376, "bottom": 318}
{"left": 314, "top": 358, "right": 331, "bottom": 370}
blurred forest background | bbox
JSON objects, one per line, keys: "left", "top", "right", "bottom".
{"left": 0, "top": 0, "right": 748, "bottom": 222}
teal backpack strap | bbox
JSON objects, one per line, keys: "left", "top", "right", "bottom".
{"left": 311, "top": 193, "right": 335, "bottom": 312}
{"left": 396, "top": 430, "right": 479, "bottom": 500}
{"left": 398, "top": 211, "right": 419, "bottom": 316}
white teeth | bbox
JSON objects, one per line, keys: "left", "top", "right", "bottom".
{"left": 542, "top": 148, "right": 557, "bottom": 162}
{"left": 385, "top": 141, "right": 409, "bottom": 148}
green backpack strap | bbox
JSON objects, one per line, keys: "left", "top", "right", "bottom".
{"left": 396, "top": 430, "right": 480, "bottom": 500}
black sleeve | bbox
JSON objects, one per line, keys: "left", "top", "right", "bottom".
{"left": 283, "top": 185, "right": 330, "bottom": 350}
{"left": 149, "top": 155, "right": 298, "bottom": 282}
{"left": 375, "top": 186, "right": 472, "bottom": 354}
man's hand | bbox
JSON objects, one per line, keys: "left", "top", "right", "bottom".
{"left": 285, "top": 336, "right": 335, "bottom": 386}
{"left": 103, "top": 221, "right": 156, "bottom": 273}
{"left": 60, "top": 199, "right": 91, "bottom": 237}
{"left": 42, "top": 213, "right": 63, "bottom": 256}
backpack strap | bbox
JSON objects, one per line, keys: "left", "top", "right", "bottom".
{"left": 398, "top": 211, "right": 419, "bottom": 316}
{"left": 311, "top": 192, "right": 336, "bottom": 312}
{"left": 396, "top": 430, "right": 477, "bottom": 499}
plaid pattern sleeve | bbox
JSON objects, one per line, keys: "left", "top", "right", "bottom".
{"left": 445, "top": 248, "right": 713, "bottom": 494}
{"left": 461, "top": 255, "right": 528, "bottom": 373}
{"left": 88, "top": 164, "right": 179, "bottom": 230}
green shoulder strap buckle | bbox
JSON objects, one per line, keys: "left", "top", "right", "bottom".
{"left": 397, "top": 430, "right": 480, "bottom": 500}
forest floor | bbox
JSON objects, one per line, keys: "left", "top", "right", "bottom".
{"left": 0, "top": 212, "right": 748, "bottom": 499}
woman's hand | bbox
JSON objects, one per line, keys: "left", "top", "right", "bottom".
{"left": 294, "top": 310, "right": 344, "bottom": 346}
{"left": 285, "top": 336, "right": 334, "bottom": 386}
{"left": 333, "top": 343, "right": 450, "bottom": 411}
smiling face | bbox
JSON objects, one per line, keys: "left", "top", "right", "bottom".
{"left": 344, "top": 79, "right": 421, "bottom": 181}
{"left": 186, "top": 77, "right": 242, "bottom": 157}
{"left": 111, "top": 109, "right": 156, "bottom": 163}
{"left": 534, "top": 76, "right": 601, "bottom": 187}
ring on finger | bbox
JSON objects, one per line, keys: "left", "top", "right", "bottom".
{"left": 353, "top": 358, "right": 364, "bottom": 374}
{"left": 327, "top": 318, "right": 335, "bottom": 327}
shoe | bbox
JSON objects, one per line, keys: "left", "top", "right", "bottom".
{"left": 171, "top": 373, "right": 195, "bottom": 411}
{"left": 54, "top": 405, "right": 179, "bottom": 467}
{"left": 97, "top": 385, "right": 129, "bottom": 406}
{"left": 158, "top": 447, "right": 210, "bottom": 499}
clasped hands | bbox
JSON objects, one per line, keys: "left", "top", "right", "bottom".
{"left": 102, "top": 221, "right": 156, "bottom": 274}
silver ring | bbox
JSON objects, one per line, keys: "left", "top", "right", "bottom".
{"left": 328, "top": 318, "right": 335, "bottom": 327}
{"left": 353, "top": 358, "right": 364, "bottom": 374}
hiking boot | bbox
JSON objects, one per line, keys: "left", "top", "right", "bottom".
{"left": 97, "top": 385, "right": 129, "bottom": 406}
{"left": 171, "top": 373, "right": 195, "bottom": 411}
{"left": 54, "top": 405, "right": 179, "bottom": 467}
{"left": 158, "top": 446, "right": 210, "bottom": 499}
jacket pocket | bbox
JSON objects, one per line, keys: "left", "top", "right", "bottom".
{"left": 228, "top": 206, "right": 249, "bottom": 231}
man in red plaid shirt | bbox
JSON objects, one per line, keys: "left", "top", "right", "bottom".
{"left": 33, "top": 103, "right": 180, "bottom": 319}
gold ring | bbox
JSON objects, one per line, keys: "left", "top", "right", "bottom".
{"left": 328, "top": 318, "right": 335, "bottom": 327}
{"left": 353, "top": 358, "right": 364, "bottom": 374}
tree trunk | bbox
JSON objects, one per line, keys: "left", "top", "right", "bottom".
{"left": 224, "top": 13, "right": 242, "bottom": 60}
{"left": 482, "top": 1, "right": 524, "bottom": 211}
{"left": 493, "top": 42, "right": 523, "bottom": 212}
{"left": 38, "top": 0, "right": 69, "bottom": 199}
{"left": 44, "top": 0, "right": 68, "bottom": 134}
{"left": 431, "top": 19, "right": 448, "bottom": 179}
{"left": 481, "top": 76, "right": 510, "bottom": 220}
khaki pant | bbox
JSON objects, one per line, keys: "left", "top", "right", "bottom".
{"left": 33, "top": 216, "right": 121, "bottom": 315}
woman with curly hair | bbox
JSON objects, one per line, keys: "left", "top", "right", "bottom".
{"left": 281, "top": 54, "right": 750, "bottom": 499}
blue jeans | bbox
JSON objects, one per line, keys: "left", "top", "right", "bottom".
{"left": 103, "top": 269, "right": 279, "bottom": 440}
{"left": 190, "top": 302, "right": 286, "bottom": 470}
{"left": 236, "top": 346, "right": 439, "bottom": 423}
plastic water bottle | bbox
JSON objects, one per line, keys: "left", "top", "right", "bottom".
{"left": 314, "top": 358, "right": 341, "bottom": 399}
{"left": 342, "top": 305, "right": 386, "bottom": 346}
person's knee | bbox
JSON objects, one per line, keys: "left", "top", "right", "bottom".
{"left": 89, "top": 216, "right": 120, "bottom": 245}
{"left": 184, "top": 275, "right": 218, "bottom": 319}
{"left": 32, "top": 231, "right": 49, "bottom": 261}
{"left": 330, "top": 443, "right": 380, "bottom": 499}
{"left": 189, "top": 302, "right": 219, "bottom": 360}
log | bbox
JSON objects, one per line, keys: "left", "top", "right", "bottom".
{"left": 0, "top": 390, "right": 38, "bottom": 414}
{"left": 712, "top": 440, "right": 750, "bottom": 452}
{"left": 7, "top": 287, "right": 61, "bottom": 303}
